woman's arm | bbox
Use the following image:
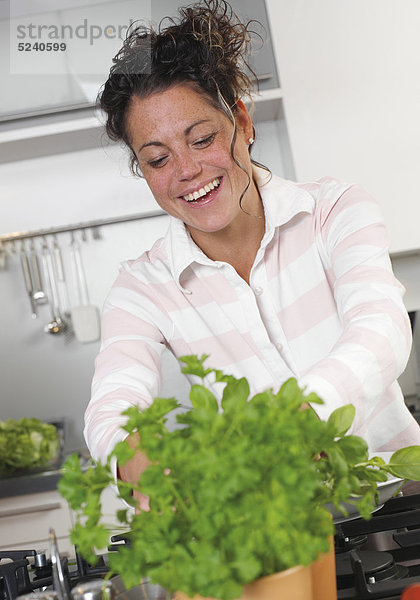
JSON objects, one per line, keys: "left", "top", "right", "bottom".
{"left": 117, "top": 432, "right": 151, "bottom": 511}
{"left": 84, "top": 264, "right": 168, "bottom": 480}
{"left": 299, "top": 183, "right": 418, "bottom": 448}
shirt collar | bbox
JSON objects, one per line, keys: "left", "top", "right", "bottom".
{"left": 254, "top": 166, "right": 314, "bottom": 233}
{"left": 166, "top": 216, "right": 212, "bottom": 293}
{"left": 166, "top": 166, "right": 314, "bottom": 292}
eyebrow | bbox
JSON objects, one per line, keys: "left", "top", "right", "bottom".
{"left": 138, "top": 119, "right": 212, "bottom": 153}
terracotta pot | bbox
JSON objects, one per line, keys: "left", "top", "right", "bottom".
{"left": 311, "top": 537, "right": 337, "bottom": 600}
{"left": 243, "top": 565, "right": 313, "bottom": 600}
{"left": 174, "top": 563, "right": 313, "bottom": 600}
{"left": 174, "top": 537, "right": 338, "bottom": 600}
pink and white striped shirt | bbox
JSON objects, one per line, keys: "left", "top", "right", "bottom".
{"left": 85, "top": 167, "right": 420, "bottom": 462}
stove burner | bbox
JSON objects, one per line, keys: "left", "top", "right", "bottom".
{"left": 336, "top": 550, "right": 409, "bottom": 589}
{"left": 0, "top": 551, "right": 36, "bottom": 600}
{"left": 34, "top": 554, "right": 47, "bottom": 569}
{"left": 335, "top": 533, "right": 368, "bottom": 553}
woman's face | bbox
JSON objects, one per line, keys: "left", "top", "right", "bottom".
{"left": 125, "top": 83, "right": 257, "bottom": 238}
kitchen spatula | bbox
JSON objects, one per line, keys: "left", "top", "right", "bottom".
{"left": 70, "top": 236, "right": 100, "bottom": 343}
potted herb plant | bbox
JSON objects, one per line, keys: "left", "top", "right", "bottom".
{"left": 59, "top": 355, "right": 420, "bottom": 600}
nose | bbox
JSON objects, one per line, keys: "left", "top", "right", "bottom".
{"left": 174, "top": 149, "right": 202, "bottom": 181}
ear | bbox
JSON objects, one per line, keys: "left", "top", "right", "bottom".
{"left": 235, "top": 99, "right": 254, "bottom": 142}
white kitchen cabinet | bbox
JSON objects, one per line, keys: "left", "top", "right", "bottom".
{"left": 0, "top": 0, "right": 295, "bottom": 180}
{"left": 0, "top": 486, "right": 128, "bottom": 556}
{"left": 0, "top": 490, "right": 73, "bottom": 555}
{"left": 0, "top": 88, "right": 290, "bottom": 174}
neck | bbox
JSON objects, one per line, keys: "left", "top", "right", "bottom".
{"left": 188, "top": 186, "right": 265, "bottom": 284}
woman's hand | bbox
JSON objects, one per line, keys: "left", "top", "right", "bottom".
{"left": 117, "top": 433, "right": 151, "bottom": 511}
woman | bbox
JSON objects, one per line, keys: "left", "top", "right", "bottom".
{"left": 84, "top": 0, "right": 420, "bottom": 501}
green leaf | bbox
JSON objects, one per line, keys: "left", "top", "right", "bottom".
{"left": 221, "top": 378, "right": 250, "bottom": 413}
{"left": 276, "top": 378, "right": 302, "bottom": 406}
{"left": 327, "top": 404, "right": 356, "bottom": 437}
{"left": 121, "top": 398, "right": 178, "bottom": 436}
{"left": 189, "top": 385, "right": 219, "bottom": 412}
{"left": 367, "top": 456, "right": 386, "bottom": 468}
{"left": 303, "top": 392, "right": 324, "bottom": 405}
{"left": 116, "top": 509, "right": 129, "bottom": 523}
{"left": 232, "top": 552, "right": 261, "bottom": 582}
{"left": 336, "top": 435, "right": 369, "bottom": 464}
{"left": 179, "top": 354, "right": 212, "bottom": 378}
{"left": 117, "top": 481, "right": 137, "bottom": 507}
{"left": 112, "top": 440, "right": 135, "bottom": 465}
{"left": 386, "top": 446, "right": 420, "bottom": 480}
{"left": 352, "top": 466, "right": 388, "bottom": 484}
{"left": 57, "top": 478, "right": 85, "bottom": 510}
{"left": 71, "top": 522, "right": 110, "bottom": 564}
{"left": 214, "top": 370, "right": 238, "bottom": 384}
{"left": 326, "top": 446, "right": 348, "bottom": 477}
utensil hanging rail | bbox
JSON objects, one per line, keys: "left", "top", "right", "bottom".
{"left": 0, "top": 209, "right": 165, "bottom": 243}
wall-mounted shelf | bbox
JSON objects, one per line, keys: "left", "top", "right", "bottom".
{"left": 0, "top": 88, "right": 284, "bottom": 164}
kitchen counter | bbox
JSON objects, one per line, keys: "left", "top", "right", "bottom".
{"left": 0, "top": 464, "right": 63, "bottom": 498}
{"left": 0, "top": 449, "right": 92, "bottom": 498}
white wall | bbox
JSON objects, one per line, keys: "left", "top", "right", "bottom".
{"left": 266, "top": 0, "right": 420, "bottom": 255}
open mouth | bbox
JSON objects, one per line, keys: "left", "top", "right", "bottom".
{"left": 182, "top": 177, "right": 222, "bottom": 203}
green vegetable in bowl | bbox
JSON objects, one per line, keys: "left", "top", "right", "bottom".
{"left": 0, "top": 417, "right": 59, "bottom": 474}
{"left": 59, "top": 355, "right": 420, "bottom": 600}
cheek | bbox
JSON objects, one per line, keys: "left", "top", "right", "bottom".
{"left": 206, "top": 143, "right": 235, "bottom": 170}
{"left": 144, "top": 172, "right": 169, "bottom": 199}
{"left": 215, "top": 136, "right": 250, "bottom": 170}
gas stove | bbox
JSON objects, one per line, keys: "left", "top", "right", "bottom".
{"left": 335, "top": 487, "right": 420, "bottom": 599}
{"left": 1, "top": 490, "right": 420, "bottom": 600}
{"left": 0, "top": 529, "right": 110, "bottom": 600}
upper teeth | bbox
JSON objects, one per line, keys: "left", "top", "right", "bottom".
{"left": 183, "top": 178, "right": 221, "bottom": 202}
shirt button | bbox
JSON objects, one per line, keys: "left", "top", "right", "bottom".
{"left": 275, "top": 342, "right": 283, "bottom": 352}
{"left": 254, "top": 286, "right": 263, "bottom": 296}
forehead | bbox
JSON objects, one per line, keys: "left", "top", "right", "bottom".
{"left": 125, "top": 83, "right": 226, "bottom": 146}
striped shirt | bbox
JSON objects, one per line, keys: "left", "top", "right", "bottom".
{"left": 85, "top": 167, "right": 420, "bottom": 462}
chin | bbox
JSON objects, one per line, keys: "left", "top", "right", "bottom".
{"left": 189, "top": 220, "right": 231, "bottom": 235}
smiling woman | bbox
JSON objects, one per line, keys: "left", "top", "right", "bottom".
{"left": 84, "top": 0, "right": 420, "bottom": 505}
{"left": 125, "top": 84, "right": 263, "bottom": 258}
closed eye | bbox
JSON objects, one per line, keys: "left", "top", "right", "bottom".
{"left": 148, "top": 155, "right": 169, "bottom": 168}
{"left": 193, "top": 132, "right": 216, "bottom": 148}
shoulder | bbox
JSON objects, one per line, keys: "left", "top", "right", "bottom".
{"left": 297, "top": 176, "right": 353, "bottom": 204}
{"left": 110, "top": 235, "right": 173, "bottom": 294}
{"left": 124, "top": 236, "right": 168, "bottom": 272}
{"left": 295, "top": 176, "right": 381, "bottom": 225}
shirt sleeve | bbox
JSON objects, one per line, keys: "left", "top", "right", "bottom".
{"left": 83, "top": 265, "right": 168, "bottom": 464}
{"left": 298, "top": 182, "right": 413, "bottom": 439}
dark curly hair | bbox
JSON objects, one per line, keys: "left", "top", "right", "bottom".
{"left": 98, "top": 0, "right": 263, "bottom": 178}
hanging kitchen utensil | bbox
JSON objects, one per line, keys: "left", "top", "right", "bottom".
{"left": 19, "top": 241, "right": 37, "bottom": 319}
{"left": 53, "top": 235, "right": 70, "bottom": 315}
{"left": 41, "top": 238, "right": 67, "bottom": 335}
{"left": 70, "top": 234, "right": 100, "bottom": 343}
{"left": 29, "top": 239, "right": 47, "bottom": 304}
{"left": 0, "top": 241, "right": 8, "bottom": 270}
{"left": 91, "top": 226, "right": 102, "bottom": 240}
